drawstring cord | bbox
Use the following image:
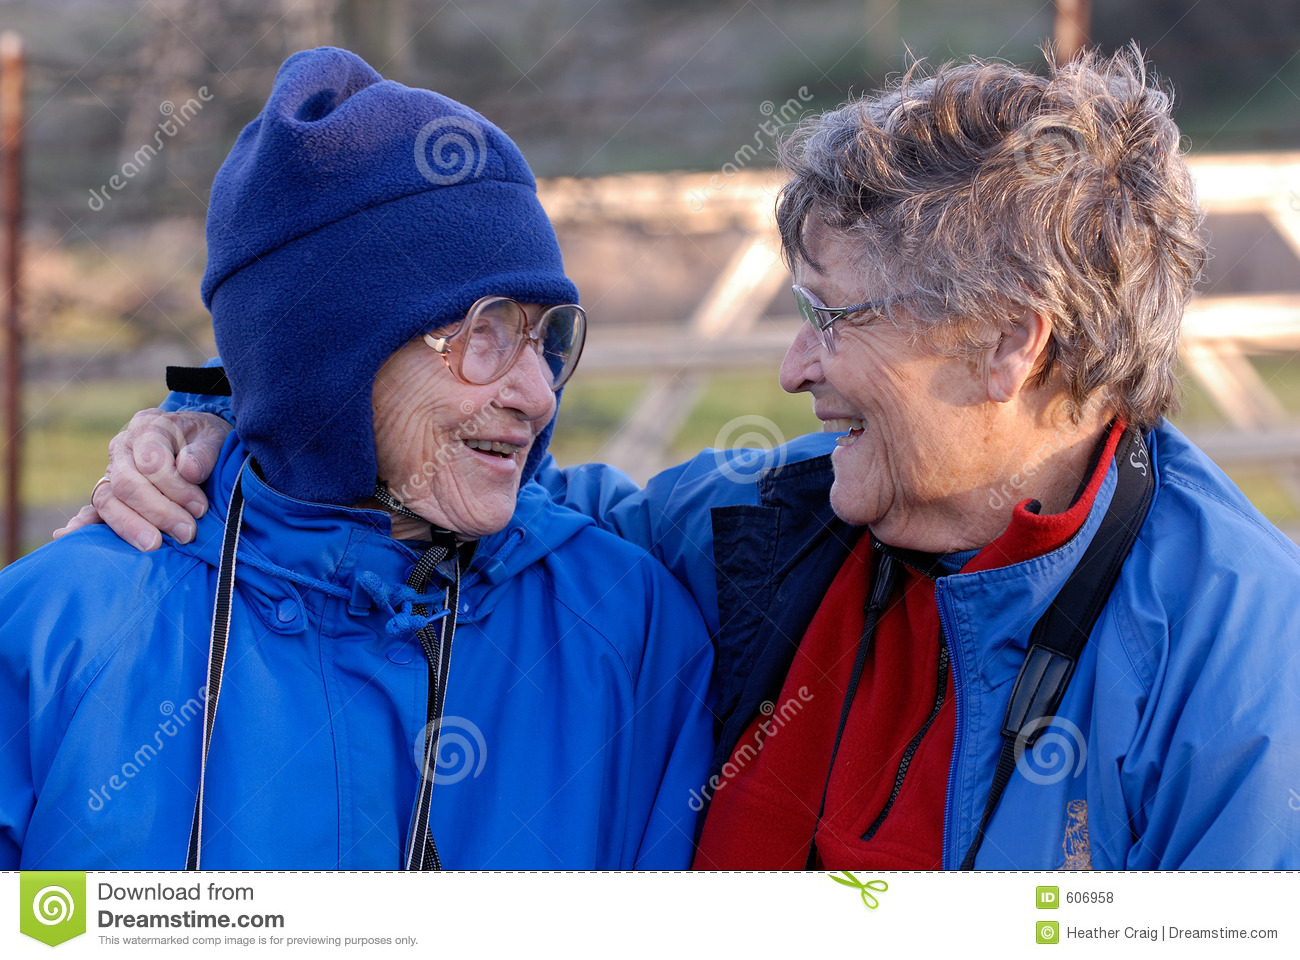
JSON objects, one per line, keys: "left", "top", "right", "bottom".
{"left": 356, "top": 573, "right": 451, "bottom": 637}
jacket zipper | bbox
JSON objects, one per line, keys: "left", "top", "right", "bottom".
{"left": 860, "top": 639, "right": 950, "bottom": 841}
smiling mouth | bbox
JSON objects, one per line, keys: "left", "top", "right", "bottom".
{"left": 463, "top": 438, "right": 523, "bottom": 458}
{"left": 823, "top": 417, "right": 866, "bottom": 445}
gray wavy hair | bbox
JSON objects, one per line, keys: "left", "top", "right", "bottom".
{"left": 776, "top": 47, "right": 1206, "bottom": 430}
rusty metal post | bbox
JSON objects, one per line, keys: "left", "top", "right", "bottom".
{"left": 1, "top": 32, "right": 24, "bottom": 566}
{"left": 1054, "top": 0, "right": 1091, "bottom": 65}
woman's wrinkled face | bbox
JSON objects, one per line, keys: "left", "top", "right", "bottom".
{"left": 371, "top": 307, "right": 557, "bottom": 539}
{"left": 778, "top": 227, "right": 994, "bottom": 549}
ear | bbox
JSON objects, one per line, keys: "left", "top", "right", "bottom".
{"left": 986, "top": 308, "right": 1053, "bottom": 404}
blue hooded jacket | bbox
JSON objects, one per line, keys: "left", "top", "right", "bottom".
{"left": 0, "top": 431, "right": 714, "bottom": 869}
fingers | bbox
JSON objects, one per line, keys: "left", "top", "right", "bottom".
{"left": 50, "top": 479, "right": 168, "bottom": 553}
{"left": 105, "top": 409, "right": 214, "bottom": 548}
{"left": 52, "top": 503, "right": 102, "bottom": 539}
{"left": 174, "top": 413, "right": 232, "bottom": 507}
{"left": 104, "top": 465, "right": 191, "bottom": 548}
{"left": 57, "top": 409, "right": 233, "bottom": 553}
{"left": 92, "top": 480, "right": 166, "bottom": 551}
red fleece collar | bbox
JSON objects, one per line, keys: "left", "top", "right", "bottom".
{"left": 961, "top": 419, "right": 1127, "bottom": 575}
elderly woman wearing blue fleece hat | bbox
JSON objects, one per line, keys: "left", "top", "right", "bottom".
{"left": 0, "top": 47, "right": 714, "bottom": 870}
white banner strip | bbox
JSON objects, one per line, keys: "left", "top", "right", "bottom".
{"left": 4, "top": 870, "right": 1296, "bottom": 958}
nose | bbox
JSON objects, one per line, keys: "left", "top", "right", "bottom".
{"left": 498, "top": 343, "right": 558, "bottom": 424}
{"left": 779, "top": 320, "right": 824, "bottom": 394}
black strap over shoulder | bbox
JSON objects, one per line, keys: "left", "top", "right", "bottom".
{"left": 803, "top": 549, "right": 900, "bottom": 870}
{"left": 187, "top": 461, "right": 248, "bottom": 870}
{"left": 167, "top": 365, "right": 232, "bottom": 397}
{"left": 185, "top": 464, "right": 462, "bottom": 871}
{"left": 959, "top": 427, "right": 1154, "bottom": 869}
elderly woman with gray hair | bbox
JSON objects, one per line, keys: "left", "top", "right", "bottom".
{"left": 80, "top": 48, "right": 1300, "bottom": 869}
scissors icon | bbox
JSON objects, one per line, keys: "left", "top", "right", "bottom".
{"left": 828, "top": 871, "right": 889, "bottom": 909}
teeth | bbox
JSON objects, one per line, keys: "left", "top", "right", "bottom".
{"left": 465, "top": 439, "right": 521, "bottom": 456}
{"left": 822, "top": 418, "right": 866, "bottom": 434}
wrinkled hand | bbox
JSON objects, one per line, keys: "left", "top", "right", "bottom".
{"left": 53, "top": 409, "right": 232, "bottom": 550}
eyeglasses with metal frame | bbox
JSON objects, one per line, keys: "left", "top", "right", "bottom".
{"left": 791, "top": 284, "right": 906, "bottom": 355}
{"left": 422, "top": 296, "right": 587, "bottom": 390}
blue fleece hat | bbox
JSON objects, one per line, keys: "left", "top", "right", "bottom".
{"left": 203, "top": 47, "right": 578, "bottom": 506}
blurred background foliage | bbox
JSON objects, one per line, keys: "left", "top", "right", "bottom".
{"left": 2, "top": 0, "right": 1300, "bottom": 550}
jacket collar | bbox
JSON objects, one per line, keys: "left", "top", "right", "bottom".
{"left": 936, "top": 444, "right": 1121, "bottom": 690}
{"left": 172, "top": 432, "right": 594, "bottom": 621}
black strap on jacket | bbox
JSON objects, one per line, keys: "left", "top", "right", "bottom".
{"left": 187, "top": 461, "right": 248, "bottom": 870}
{"left": 402, "top": 534, "right": 460, "bottom": 871}
{"left": 167, "top": 365, "right": 232, "bottom": 397}
{"left": 185, "top": 463, "right": 462, "bottom": 870}
{"left": 803, "top": 550, "right": 900, "bottom": 870}
{"left": 375, "top": 480, "right": 462, "bottom": 870}
{"left": 959, "top": 427, "right": 1154, "bottom": 869}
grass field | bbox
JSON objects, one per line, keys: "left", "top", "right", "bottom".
{"left": 6, "top": 355, "right": 1300, "bottom": 556}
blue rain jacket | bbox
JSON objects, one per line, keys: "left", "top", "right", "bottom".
{"left": 539, "top": 421, "right": 1300, "bottom": 868}
{"left": 0, "top": 433, "right": 714, "bottom": 869}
